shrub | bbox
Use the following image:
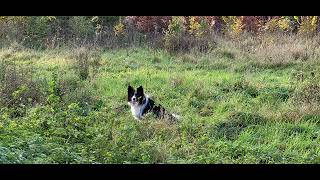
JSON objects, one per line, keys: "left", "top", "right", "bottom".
{"left": 202, "top": 16, "right": 224, "bottom": 33}
{"left": 47, "top": 67, "right": 102, "bottom": 114}
{"left": 98, "top": 16, "right": 123, "bottom": 27}
{"left": 62, "top": 81, "right": 100, "bottom": 115}
{"left": 23, "top": 16, "right": 53, "bottom": 49}
{"left": 69, "top": 16, "right": 95, "bottom": 42}
{"left": 263, "top": 16, "right": 296, "bottom": 34}
{"left": 125, "top": 16, "right": 171, "bottom": 34}
{"left": 277, "top": 16, "right": 295, "bottom": 33}
{"left": 164, "top": 16, "right": 186, "bottom": 53}
{"left": 240, "top": 16, "right": 261, "bottom": 34}
{"left": 114, "top": 21, "right": 125, "bottom": 36}
{"left": 263, "top": 17, "right": 281, "bottom": 33}
{"left": 298, "top": 16, "right": 318, "bottom": 36}
{"left": 188, "top": 16, "right": 205, "bottom": 38}
{"left": 222, "top": 16, "right": 262, "bottom": 37}
{"left": 0, "top": 17, "right": 28, "bottom": 47}
{"left": 0, "top": 63, "right": 45, "bottom": 117}
{"left": 222, "top": 16, "right": 244, "bottom": 37}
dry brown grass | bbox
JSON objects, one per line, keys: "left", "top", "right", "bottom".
{"left": 208, "top": 33, "right": 320, "bottom": 69}
{"left": 70, "top": 46, "right": 102, "bottom": 80}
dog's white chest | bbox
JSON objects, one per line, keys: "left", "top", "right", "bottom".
{"left": 128, "top": 96, "right": 149, "bottom": 120}
{"left": 129, "top": 103, "right": 142, "bottom": 119}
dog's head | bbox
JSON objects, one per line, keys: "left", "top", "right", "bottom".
{"left": 128, "top": 85, "right": 145, "bottom": 106}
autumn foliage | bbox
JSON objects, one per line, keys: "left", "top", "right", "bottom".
{"left": 0, "top": 16, "right": 319, "bottom": 49}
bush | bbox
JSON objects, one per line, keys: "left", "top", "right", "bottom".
{"left": 46, "top": 67, "right": 102, "bottom": 115}
{"left": 298, "top": 16, "right": 318, "bottom": 36}
{"left": 97, "top": 16, "right": 121, "bottom": 27}
{"left": 62, "top": 81, "right": 100, "bottom": 115}
{"left": 69, "top": 16, "right": 95, "bottom": 42}
{"left": 222, "top": 16, "right": 243, "bottom": 37}
{"left": 125, "top": 16, "right": 171, "bottom": 34}
{"left": 0, "top": 63, "right": 46, "bottom": 117}
{"left": 240, "top": 16, "right": 261, "bottom": 34}
{"left": 0, "top": 17, "right": 28, "bottom": 46}
{"left": 163, "top": 17, "right": 185, "bottom": 52}
{"left": 23, "top": 16, "right": 53, "bottom": 49}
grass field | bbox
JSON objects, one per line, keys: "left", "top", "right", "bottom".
{"left": 0, "top": 37, "right": 320, "bottom": 163}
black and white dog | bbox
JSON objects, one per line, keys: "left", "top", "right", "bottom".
{"left": 127, "top": 85, "right": 180, "bottom": 121}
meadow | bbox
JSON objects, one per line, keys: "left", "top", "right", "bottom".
{"left": 1, "top": 33, "right": 320, "bottom": 164}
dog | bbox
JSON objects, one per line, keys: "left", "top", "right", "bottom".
{"left": 127, "top": 85, "right": 180, "bottom": 122}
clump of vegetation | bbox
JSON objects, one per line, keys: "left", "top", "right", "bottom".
{"left": 212, "top": 112, "right": 266, "bottom": 140}
{"left": 71, "top": 47, "right": 102, "bottom": 80}
{"left": 293, "top": 83, "right": 320, "bottom": 105}
{"left": 0, "top": 62, "right": 46, "bottom": 117}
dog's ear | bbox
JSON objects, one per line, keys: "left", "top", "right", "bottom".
{"left": 128, "top": 85, "right": 135, "bottom": 101}
{"left": 137, "top": 86, "right": 144, "bottom": 94}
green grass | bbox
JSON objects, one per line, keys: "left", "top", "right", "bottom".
{"left": 0, "top": 46, "right": 320, "bottom": 164}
